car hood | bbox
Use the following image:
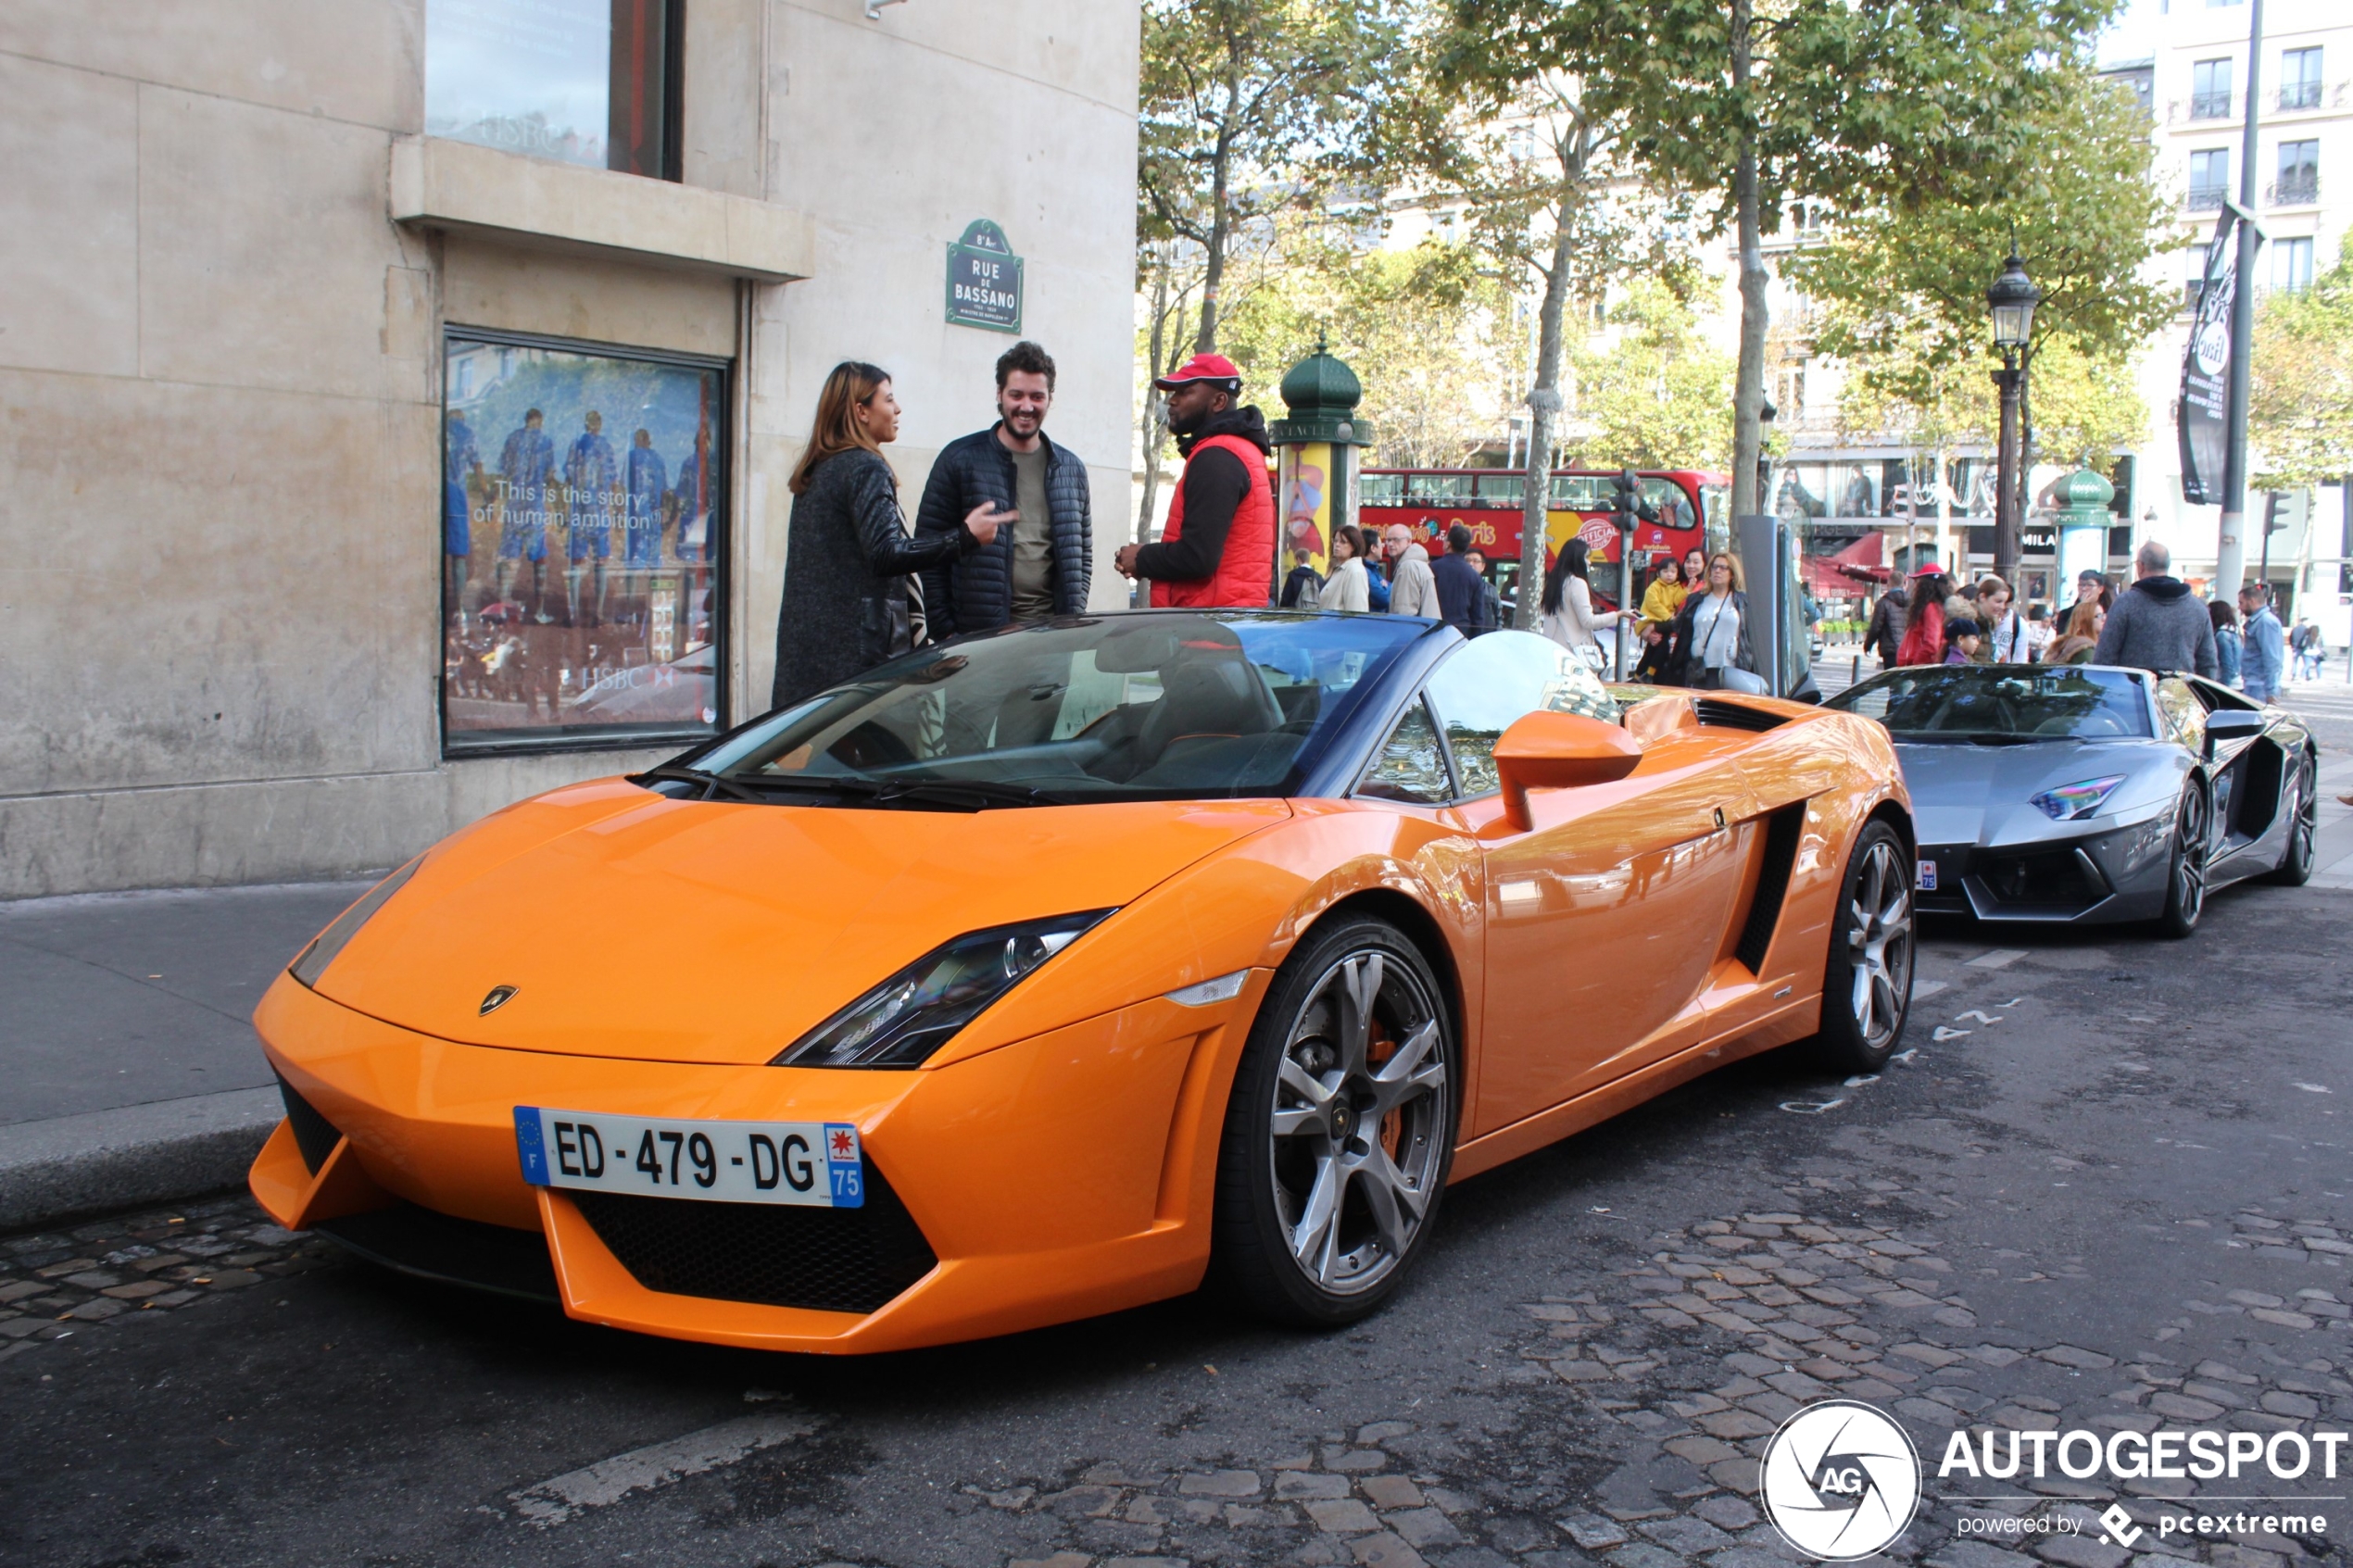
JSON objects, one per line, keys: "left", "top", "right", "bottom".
{"left": 1895, "top": 737, "right": 2182, "bottom": 847}
{"left": 311, "top": 781, "right": 1290, "bottom": 1065}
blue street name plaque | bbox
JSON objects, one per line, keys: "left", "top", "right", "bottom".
{"left": 945, "top": 219, "right": 1023, "bottom": 333}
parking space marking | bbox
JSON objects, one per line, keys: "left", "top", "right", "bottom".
{"left": 1965, "top": 948, "right": 2029, "bottom": 969}
{"left": 507, "top": 1411, "right": 822, "bottom": 1526}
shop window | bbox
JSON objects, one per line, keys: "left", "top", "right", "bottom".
{"left": 442, "top": 330, "right": 727, "bottom": 755}
{"left": 425, "top": 0, "right": 684, "bottom": 179}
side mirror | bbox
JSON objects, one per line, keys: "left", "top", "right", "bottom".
{"left": 1493, "top": 710, "right": 1642, "bottom": 830}
{"left": 2202, "top": 708, "right": 2265, "bottom": 760}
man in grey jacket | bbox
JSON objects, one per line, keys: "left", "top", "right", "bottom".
{"left": 2093, "top": 541, "right": 2218, "bottom": 677}
{"left": 1380, "top": 523, "right": 1440, "bottom": 618}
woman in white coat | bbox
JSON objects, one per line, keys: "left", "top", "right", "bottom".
{"left": 1315, "top": 524, "right": 1372, "bottom": 612}
{"left": 1538, "top": 538, "right": 1625, "bottom": 671}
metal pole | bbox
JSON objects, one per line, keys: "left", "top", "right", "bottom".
{"left": 2215, "top": 0, "right": 2266, "bottom": 599}
{"left": 1618, "top": 520, "right": 1636, "bottom": 679}
{"left": 1994, "top": 356, "right": 2022, "bottom": 583}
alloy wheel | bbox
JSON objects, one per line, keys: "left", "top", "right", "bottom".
{"left": 2175, "top": 787, "right": 2208, "bottom": 922}
{"left": 1267, "top": 950, "right": 1448, "bottom": 1296}
{"left": 1845, "top": 838, "right": 1914, "bottom": 1050}
{"left": 2292, "top": 758, "right": 2317, "bottom": 867}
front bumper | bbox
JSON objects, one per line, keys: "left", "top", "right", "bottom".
{"left": 249, "top": 970, "right": 1260, "bottom": 1353}
{"left": 1913, "top": 808, "right": 2177, "bottom": 924}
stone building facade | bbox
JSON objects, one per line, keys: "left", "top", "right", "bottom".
{"left": 0, "top": 1, "right": 1140, "bottom": 897}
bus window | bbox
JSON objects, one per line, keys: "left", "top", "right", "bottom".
{"left": 1642, "top": 478, "right": 1694, "bottom": 533}
{"left": 1407, "top": 472, "right": 1474, "bottom": 503}
{"left": 1548, "top": 473, "right": 1614, "bottom": 508}
{"left": 1475, "top": 474, "right": 1526, "bottom": 508}
{"left": 1358, "top": 471, "right": 1403, "bottom": 505}
{"left": 1700, "top": 483, "right": 1730, "bottom": 553}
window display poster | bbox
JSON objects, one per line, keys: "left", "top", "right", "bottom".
{"left": 425, "top": 0, "right": 610, "bottom": 168}
{"left": 442, "top": 334, "right": 724, "bottom": 752}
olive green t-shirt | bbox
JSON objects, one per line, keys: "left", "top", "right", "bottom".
{"left": 1007, "top": 445, "right": 1053, "bottom": 621}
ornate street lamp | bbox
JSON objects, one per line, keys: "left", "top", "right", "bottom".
{"left": 1986, "top": 251, "right": 2041, "bottom": 583}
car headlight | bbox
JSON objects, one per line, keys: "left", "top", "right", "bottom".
{"left": 774, "top": 909, "right": 1117, "bottom": 1069}
{"left": 290, "top": 856, "right": 425, "bottom": 988}
{"left": 2028, "top": 775, "right": 2128, "bottom": 822}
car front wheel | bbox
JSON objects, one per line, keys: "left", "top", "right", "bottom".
{"left": 2155, "top": 784, "right": 2209, "bottom": 938}
{"left": 1209, "top": 917, "right": 1455, "bottom": 1328}
{"left": 1813, "top": 820, "right": 1916, "bottom": 1074}
{"left": 2265, "top": 749, "right": 2318, "bottom": 886}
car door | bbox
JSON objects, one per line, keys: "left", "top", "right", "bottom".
{"left": 1424, "top": 634, "right": 1757, "bottom": 1138}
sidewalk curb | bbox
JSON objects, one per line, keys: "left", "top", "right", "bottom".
{"left": 0, "top": 1087, "right": 281, "bottom": 1235}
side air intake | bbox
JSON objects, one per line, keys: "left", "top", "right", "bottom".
{"left": 1735, "top": 804, "right": 1807, "bottom": 973}
{"left": 1694, "top": 698, "right": 1787, "bottom": 734}
{"left": 277, "top": 1074, "right": 344, "bottom": 1175}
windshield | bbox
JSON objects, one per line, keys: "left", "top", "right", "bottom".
{"left": 672, "top": 613, "right": 1427, "bottom": 807}
{"left": 1827, "top": 665, "right": 2153, "bottom": 741}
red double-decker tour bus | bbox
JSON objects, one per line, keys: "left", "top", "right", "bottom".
{"left": 1354, "top": 467, "right": 1731, "bottom": 603}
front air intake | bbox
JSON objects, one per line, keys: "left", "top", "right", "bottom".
{"left": 276, "top": 1074, "right": 344, "bottom": 1175}
{"left": 570, "top": 1159, "right": 938, "bottom": 1314}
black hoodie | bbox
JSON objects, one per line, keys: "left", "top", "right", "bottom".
{"left": 1137, "top": 405, "right": 1273, "bottom": 584}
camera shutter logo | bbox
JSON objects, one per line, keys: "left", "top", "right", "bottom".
{"left": 1759, "top": 1399, "right": 1922, "bottom": 1561}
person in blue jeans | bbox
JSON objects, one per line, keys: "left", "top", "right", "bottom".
{"left": 2239, "top": 583, "right": 2284, "bottom": 703}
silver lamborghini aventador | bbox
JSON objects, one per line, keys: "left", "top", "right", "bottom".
{"left": 1825, "top": 664, "right": 2319, "bottom": 935}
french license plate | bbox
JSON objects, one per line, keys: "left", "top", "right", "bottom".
{"left": 1916, "top": 858, "right": 1938, "bottom": 891}
{"left": 514, "top": 1108, "right": 863, "bottom": 1208}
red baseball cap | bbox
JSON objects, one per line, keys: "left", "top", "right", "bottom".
{"left": 1154, "top": 352, "right": 1243, "bottom": 391}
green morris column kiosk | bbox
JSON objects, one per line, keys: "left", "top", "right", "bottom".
{"left": 1266, "top": 337, "right": 1374, "bottom": 589}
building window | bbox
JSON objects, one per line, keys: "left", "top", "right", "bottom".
{"left": 2273, "top": 141, "right": 2319, "bottom": 206}
{"left": 2188, "top": 148, "right": 2230, "bottom": 211}
{"left": 2275, "top": 237, "right": 2315, "bottom": 294}
{"left": 2183, "top": 245, "right": 2209, "bottom": 309}
{"left": 442, "top": 330, "right": 727, "bottom": 756}
{"left": 424, "top": 0, "right": 684, "bottom": 179}
{"left": 2190, "top": 58, "right": 2233, "bottom": 119}
{"left": 2281, "top": 46, "right": 2323, "bottom": 110}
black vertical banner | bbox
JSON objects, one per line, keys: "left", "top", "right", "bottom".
{"left": 2178, "top": 212, "right": 2238, "bottom": 506}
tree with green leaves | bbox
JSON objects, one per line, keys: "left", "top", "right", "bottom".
{"left": 2252, "top": 231, "right": 2353, "bottom": 492}
{"left": 1135, "top": 0, "right": 1433, "bottom": 546}
{"left": 1568, "top": 282, "right": 1734, "bottom": 470}
{"left": 1443, "top": 0, "right": 2115, "bottom": 536}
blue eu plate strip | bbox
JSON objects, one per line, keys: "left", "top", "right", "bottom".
{"left": 514, "top": 1107, "right": 548, "bottom": 1185}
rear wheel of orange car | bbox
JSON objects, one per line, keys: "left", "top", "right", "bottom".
{"left": 1813, "top": 820, "right": 1916, "bottom": 1074}
{"left": 1210, "top": 917, "right": 1455, "bottom": 1328}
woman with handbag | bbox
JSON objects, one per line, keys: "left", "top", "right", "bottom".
{"left": 1539, "top": 538, "right": 1625, "bottom": 673}
{"left": 772, "top": 361, "right": 1007, "bottom": 709}
{"left": 1669, "top": 551, "right": 1762, "bottom": 691}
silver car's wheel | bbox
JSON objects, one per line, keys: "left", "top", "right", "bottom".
{"left": 2268, "top": 750, "right": 2318, "bottom": 886}
{"left": 2157, "top": 784, "right": 2208, "bottom": 938}
{"left": 1212, "top": 918, "right": 1455, "bottom": 1327}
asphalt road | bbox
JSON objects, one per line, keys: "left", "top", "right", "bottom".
{"left": 6, "top": 884, "right": 2350, "bottom": 1568}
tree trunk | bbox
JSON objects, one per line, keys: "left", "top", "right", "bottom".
{"left": 1138, "top": 249, "right": 1172, "bottom": 547}
{"left": 1729, "top": 0, "right": 1768, "bottom": 522}
{"left": 1196, "top": 118, "right": 1235, "bottom": 353}
{"left": 1516, "top": 213, "right": 1578, "bottom": 631}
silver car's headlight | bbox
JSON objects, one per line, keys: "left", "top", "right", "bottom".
{"left": 290, "top": 856, "right": 425, "bottom": 988}
{"left": 2028, "top": 774, "right": 2129, "bottom": 822}
{"left": 774, "top": 909, "right": 1116, "bottom": 1069}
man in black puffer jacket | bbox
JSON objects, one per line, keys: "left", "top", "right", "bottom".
{"left": 914, "top": 341, "right": 1094, "bottom": 638}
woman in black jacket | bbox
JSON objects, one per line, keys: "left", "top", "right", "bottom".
{"left": 1666, "top": 550, "right": 1760, "bottom": 689}
{"left": 771, "top": 362, "right": 1006, "bottom": 709}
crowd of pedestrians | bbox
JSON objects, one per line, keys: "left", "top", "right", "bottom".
{"left": 1843, "top": 536, "right": 2323, "bottom": 702}
{"left": 766, "top": 350, "right": 2334, "bottom": 710}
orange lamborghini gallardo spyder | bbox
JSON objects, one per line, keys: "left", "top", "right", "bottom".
{"left": 250, "top": 611, "right": 1915, "bottom": 1353}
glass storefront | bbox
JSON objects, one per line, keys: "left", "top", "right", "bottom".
{"left": 441, "top": 330, "right": 725, "bottom": 755}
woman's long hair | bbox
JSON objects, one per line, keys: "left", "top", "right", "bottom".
{"left": 2066, "top": 598, "right": 2102, "bottom": 639}
{"left": 2209, "top": 598, "right": 2239, "bottom": 633}
{"left": 1541, "top": 537, "right": 1592, "bottom": 616}
{"left": 1704, "top": 550, "right": 1745, "bottom": 594}
{"left": 788, "top": 361, "right": 893, "bottom": 495}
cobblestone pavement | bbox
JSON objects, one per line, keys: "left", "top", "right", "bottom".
{"left": 5, "top": 884, "right": 2348, "bottom": 1568}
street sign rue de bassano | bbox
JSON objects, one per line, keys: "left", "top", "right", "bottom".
{"left": 946, "top": 220, "right": 1023, "bottom": 333}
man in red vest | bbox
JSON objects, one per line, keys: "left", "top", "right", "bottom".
{"left": 1116, "top": 353, "right": 1275, "bottom": 608}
